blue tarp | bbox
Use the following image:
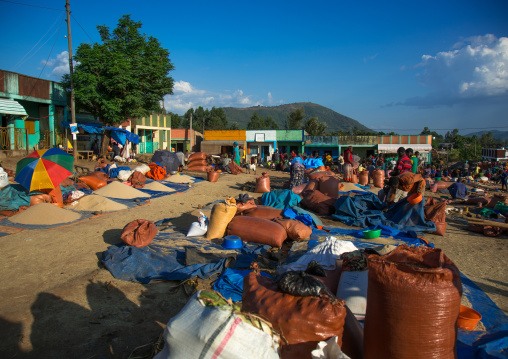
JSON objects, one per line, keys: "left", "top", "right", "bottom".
{"left": 105, "top": 127, "right": 139, "bottom": 145}
{"left": 0, "top": 184, "right": 30, "bottom": 211}
{"left": 333, "top": 192, "right": 436, "bottom": 235}
{"left": 261, "top": 189, "right": 302, "bottom": 209}
{"left": 212, "top": 268, "right": 272, "bottom": 302}
{"left": 289, "top": 205, "right": 323, "bottom": 226}
{"left": 283, "top": 208, "right": 314, "bottom": 226}
{"left": 101, "top": 228, "right": 270, "bottom": 284}
{"left": 61, "top": 121, "right": 103, "bottom": 134}
{"left": 303, "top": 158, "right": 324, "bottom": 169}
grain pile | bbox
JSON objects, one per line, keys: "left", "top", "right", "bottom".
{"left": 167, "top": 174, "right": 195, "bottom": 183}
{"left": 341, "top": 182, "right": 368, "bottom": 192}
{"left": 144, "top": 181, "right": 175, "bottom": 192}
{"left": 9, "top": 203, "right": 81, "bottom": 225}
{"left": 72, "top": 195, "right": 128, "bottom": 212}
{"left": 94, "top": 181, "right": 150, "bottom": 199}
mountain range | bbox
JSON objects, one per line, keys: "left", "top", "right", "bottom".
{"left": 223, "top": 102, "right": 371, "bottom": 132}
{"left": 465, "top": 130, "right": 508, "bottom": 142}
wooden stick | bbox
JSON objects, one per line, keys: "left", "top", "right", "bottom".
{"left": 467, "top": 218, "right": 508, "bottom": 229}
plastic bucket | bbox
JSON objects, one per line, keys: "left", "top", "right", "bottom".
{"left": 457, "top": 305, "right": 482, "bottom": 330}
{"left": 407, "top": 193, "right": 422, "bottom": 205}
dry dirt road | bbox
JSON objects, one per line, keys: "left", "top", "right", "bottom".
{"left": 0, "top": 157, "right": 506, "bottom": 358}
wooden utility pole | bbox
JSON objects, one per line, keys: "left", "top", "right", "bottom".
{"left": 65, "top": 0, "right": 77, "bottom": 159}
{"left": 189, "top": 113, "right": 193, "bottom": 151}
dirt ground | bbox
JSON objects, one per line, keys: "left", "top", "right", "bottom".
{"left": 0, "top": 155, "right": 507, "bottom": 358}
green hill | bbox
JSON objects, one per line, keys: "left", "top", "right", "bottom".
{"left": 223, "top": 102, "right": 371, "bottom": 132}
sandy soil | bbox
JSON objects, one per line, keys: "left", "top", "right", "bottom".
{"left": 0, "top": 156, "right": 506, "bottom": 358}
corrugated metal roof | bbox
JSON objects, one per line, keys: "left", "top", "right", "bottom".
{"left": 0, "top": 99, "right": 28, "bottom": 117}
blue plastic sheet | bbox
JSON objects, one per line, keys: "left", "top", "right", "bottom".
{"left": 101, "top": 229, "right": 270, "bottom": 284}
{"left": 303, "top": 158, "right": 324, "bottom": 169}
{"left": 0, "top": 184, "right": 30, "bottom": 211}
{"left": 213, "top": 268, "right": 272, "bottom": 302}
{"left": 333, "top": 192, "right": 436, "bottom": 234}
{"left": 261, "top": 189, "right": 302, "bottom": 209}
{"left": 288, "top": 205, "right": 323, "bottom": 226}
{"left": 282, "top": 208, "right": 314, "bottom": 226}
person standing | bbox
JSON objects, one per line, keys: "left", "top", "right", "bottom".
{"left": 501, "top": 170, "right": 508, "bottom": 192}
{"left": 407, "top": 148, "right": 418, "bottom": 174}
{"left": 343, "top": 146, "right": 354, "bottom": 182}
{"left": 392, "top": 147, "right": 412, "bottom": 176}
{"left": 239, "top": 145, "right": 245, "bottom": 165}
{"left": 233, "top": 142, "right": 240, "bottom": 165}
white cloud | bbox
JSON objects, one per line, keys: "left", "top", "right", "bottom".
{"left": 164, "top": 82, "right": 272, "bottom": 114}
{"left": 42, "top": 51, "right": 72, "bottom": 79}
{"left": 400, "top": 34, "right": 508, "bottom": 107}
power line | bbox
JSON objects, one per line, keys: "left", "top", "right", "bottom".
{"left": 0, "top": 0, "right": 64, "bottom": 11}
{"left": 71, "top": 14, "right": 94, "bottom": 43}
{"left": 26, "top": 16, "right": 65, "bottom": 99}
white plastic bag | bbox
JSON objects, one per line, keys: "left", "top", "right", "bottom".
{"left": 117, "top": 170, "right": 133, "bottom": 181}
{"left": 186, "top": 212, "right": 208, "bottom": 237}
{"left": 154, "top": 291, "right": 279, "bottom": 359}
{"left": 0, "top": 168, "right": 9, "bottom": 188}
{"left": 133, "top": 164, "right": 150, "bottom": 174}
{"left": 311, "top": 336, "right": 351, "bottom": 359}
{"left": 336, "top": 270, "right": 369, "bottom": 320}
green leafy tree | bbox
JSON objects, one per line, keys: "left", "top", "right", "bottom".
{"left": 304, "top": 117, "right": 327, "bottom": 136}
{"left": 230, "top": 122, "right": 240, "bottom": 130}
{"left": 284, "top": 108, "right": 306, "bottom": 130}
{"left": 247, "top": 113, "right": 279, "bottom": 130}
{"left": 62, "top": 15, "right": 174, "bottom": 125}
{"left": 207, "top": 107, "right": 228, "bottom": 130}
{"left": 170, "top": 113, "right": 182, "bottom": 128}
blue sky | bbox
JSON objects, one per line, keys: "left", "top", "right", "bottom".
{"left": 1, "top": 0, "right": 507, "bottom": 134}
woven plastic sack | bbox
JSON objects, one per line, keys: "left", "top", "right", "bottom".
{"left": 146, "top": 163, "right": 167, "bottom": 180}
{"left": 487, "top": 194, "right": 508, "bottom": 209}
{"left": 188, "top": 165, "right": 212, "bottom": 172}
{"left": 336, "top": 270, "right": 368, "bottom": 320}
{"left": 133, "top": 163, "right": 150, "bottom": 174}
{"left": 128, "top": 171, "right": 146, "bottom": 189}
{"left": 242, "top": 272, "right": 347, "bottom": 359}
{"left": 241, "top": 205, "right": 283, "bottom": 220}
{"left": 372, "top": 169, "right": 385, "bottom": 188}
{"left": 0, "top": 169, "right": 8, "bottom": 188}
{"left": 154, "top": 290, "right": 279, "bottom": 359}
{"left": 30, "top": 194, "right": 52, "bottom": 206}
{"left": 255, "top": 172, "right": 271, "bottom": 193}
{"left": 301, "top": 190, "right": 337, "bottom": 215}
{"left": 424, "top": 197, "right": 447, "bottom": 236}
{"left": 398, "top": 172, "right": 425, "bottom": 194}
{"left": 364, "top": 245, "right": 462, "bottom": 359}
{"left": 304, "top": 180, "right": 319, "bottom": 192}
{"left": 273, "top": 218, "right": 312, "bottom": 241}
{"left": 358, "top": 171, "right": 369, "bottom": 185}
{"left": 308, "top": 171, "right": 335, "bottom": 181}
{"left": 227, "top": 216, "right": 287, "bottom": 247}
{"left": 236, "top": 198, "right": 257, "bottom": 213}
{"left": 206, "top": 197, "right": 237, "bottom": 240}
{"left": 121, "top": 219, "right": 158, "bottom": 248}
{"left": 117, "top": 170, "right": 133, "bottom": 182}
{"left": 78, "top": 175, "right": 108, "bottom": 190}
{"left": 291, "top": 183, "right": 307, "bottom": 195}
{"left": 207, "top": 170, "right": 219, "bottom": 182}
{"left": 188, "top": 152, "right": 207, "bottom": 161}
{"left": 318, "top": 176, "right": 342, "bottom": 198}
{"left": 188, "top": 159, "right": 208, "bottom": 167}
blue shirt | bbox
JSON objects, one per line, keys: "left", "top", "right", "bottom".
{"left": 233, "top": 147, "right": 240, "bottom": 161}
{"left": 448, "top": 182, "right": 467, "bottom": 199}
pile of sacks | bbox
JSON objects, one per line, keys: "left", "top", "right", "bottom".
{"left": 156, "top": 242, "right": 463, "bottom": 359}
{"left": 78, "top": 162, "right": 149, "bottom": 190}
{"left": 203, "top": 196, "right": 313, "bottom": 248}
{"left": 187, "top": 152, "right": 211, "bottom": 172}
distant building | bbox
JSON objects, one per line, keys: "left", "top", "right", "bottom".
{"left": 482, "top": 145, "right": 508, "bottom": 162}
{"left": 377, "top": 135, "right": 433, "bottom": 163}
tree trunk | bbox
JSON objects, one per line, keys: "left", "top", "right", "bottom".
{"left": 100, "top": 129, "right": 111, "bottom": 157}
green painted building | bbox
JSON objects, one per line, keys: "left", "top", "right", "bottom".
{"left": 275, "top": 129, "right": 306, "bottom": 155}
{"left": 132, "top": 113, "right": 171, "bottom": 154}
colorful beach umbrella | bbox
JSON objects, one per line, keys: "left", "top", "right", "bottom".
{"left": 15, "top": 148, "right": 74, "bottom": 191}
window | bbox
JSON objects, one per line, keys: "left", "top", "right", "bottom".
{"left": 255, "top": 133, "right": 265, "bottom": 142}
{"left": 25, "top": 120, "right": 36, "bottom": 135}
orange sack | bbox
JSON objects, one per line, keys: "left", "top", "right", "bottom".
{"left": 121, "top": 219, "right": 158, "bottom": 247}
{"left": 145, "top": 163, "right": 167, "bottom": 180}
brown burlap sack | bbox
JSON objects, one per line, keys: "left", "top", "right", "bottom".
{"left": 424, "top": 197, "right": 447, "bottom": 236}
{"left": 398, "top": 172, "right": 426, "bottom": 194}
{"left": 465, "top": 197, "right": 489, "bottom": 206}
{"left": 227, "top": 216, "right": 287, "bottom": 247}
{"left": 318, "top": 176, "right": 342, "bottom": 198}
{"left": 255, "top": 172, "right": 270, "bottom": 193}
{"left": 78, "top": 175, "right": 108, "bottom": 190}
{"left": 242, "top": 272, "right": 347, "bottom": 359}
{"left": 242, "top": 205, "right": 283, "bottom": 220}
{"left": 30, "top": 194, "right": 52, "bottom": 206}
{"left": 187, "top": 165, "right": 212, "bottom": 172}
{"left": 435, "top": 180, "right": 450, "bottom": 190}
{"left": 187, "top": 159, "right": 207, "bottom": 167}
{"left": 301, "top": 190, "right": 337, "bottom": 215}
{"left": 59, "top": 177, "right": 75, "bottom": 188}
{"left": 206, "top": 198, "right": 237, "bottom": 240}
{"left": 487, "top": 194, "right": 508, "bottom": 209}
{"left": 372, "top": 169, "right": 385, "bottom": 188}
{"left": 89, "top": 171, "right": 110, "bottom": 180}
{"left": 291, "top": 183, "right": 307, "bottom": 195}
{"left": 236, "top": 198, "right": 257, "bottom": 213}
{"left": 128, "top": 171, "right": 146, "bottom": 189}
{"left": 364, "top": 245, "right": 462, "bottom": 359}
{"left": 207, "top": 170, "right": 219, "bottom": 182}
{"left": 272, "top": 218, "right": 312, "bottom": 241}
{"left": 228, "top": 161, "right": 243, "bottom": 175}
{"left": 188, "top": 152, "right": 207, "bottom": 161}
{"left": 121, "top": 219, "right": 158, "bottom": 248}
{"left": 304, "top": 179, "right": 318, "bottom": 192}
{"left": 466, "top": 224, "right": 505, "bottom": 237}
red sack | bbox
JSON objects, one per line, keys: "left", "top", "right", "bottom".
{"left": 59, "top": 177, "right": 75, "bottom": 188}
{"left": 227, "top": 216, "right": 287, "bottom": 247}
{"left": 255, "top": 172, "right": 270, "bottom": 193}
{"left": 129, "top": 171, "right": 146, "bottom": 189}
{"left": 89, "top": 171, "right": 110, "bottom": 180}
{"left": 304, "top": 179, "right": 318, "bottom": 192}
{"left": 301, "top": 190, "right": 337, "bottom": 215}
{"left": 242, "top": 272, "right": 347, "bottom": 359}
{"left": 187, "top": 165, "right": 212, "bottom": 172}
{"left": 273, "top": 218, "right": 312, "bottom": 241}
{"left": 188, "top": 159, "right": 207, "bottom": 167}
{"left": 358, "top": 171, "right": 369, "bottom": 185}
{"left": 121, "top": 219, "right": 158, "bottom": 247}
{"left": 30, "top": 194, "right": 52, "bottom": 206}
{"left": 291, "top": 183, "right": 307, "bottom": 195}
{"left": 365, "top": 245, "right": 462, "bottom": 359}
{"left": 228, "top": 161, "right": 244, "bottom": 175}
{"left": 318, "top": 176, "right": 342, "bottom": 198}
{"left": 188, "top": 152, "right": 207, "bottom": 161}
{"left": 236, "top": 199, "right": 257, "bottom": 213}
{"left": 424, "top": 197, "right": 447, "bottom": 236}
{"left": 242, "top": 205, "right": 283, "bottom": 220}
{"left": 464, "top": 197, "right": 489, "bottom": 206}
{"left": 145, "top": 163, "right": 167, "bottom": 180}
{"left": 466, "top": 224, "right": 505, "bottom": 237}
{"left": 372, "top": 169, "right": 385, "bottom": 188}
{"left": 308, "top": 171, "right": 335, "bottom": 181}
{"left": 435, "top": 180, "right": 450, "bottom": 190}
{"left": 487, "top": 194, "right": 508, "bottom": 209}
{"left": 78, "top": 175, "right": 108, "bottom": 190}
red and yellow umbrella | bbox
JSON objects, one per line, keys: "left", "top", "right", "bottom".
{"left": 15, "top": 148, "right": 74, "bottom": 192}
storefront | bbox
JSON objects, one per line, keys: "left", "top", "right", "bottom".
{"left": 246, "top": 130, "right": 277, "bottom": 162}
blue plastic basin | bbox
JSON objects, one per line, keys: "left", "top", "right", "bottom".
{"left": 222, "top": 235, "right": 242, "bottom": 249}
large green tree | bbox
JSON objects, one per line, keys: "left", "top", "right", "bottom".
{"left": 247, "top": 112, "right": 279, "bottom": 130}
{"left": 62, "top": 15, "right": 174, "bottom": 125}
{"left": 183, "top": 106, "right": 229, "bottom": 131}
{"left": 304, "top": 117, "right": 327, "bottom": 136}
{"left": 284, "top": 108, "right": 306, "bottom": 130}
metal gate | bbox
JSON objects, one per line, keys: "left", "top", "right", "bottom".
{"left": 0, "top": 127, "right": 27, "bottom": 150}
